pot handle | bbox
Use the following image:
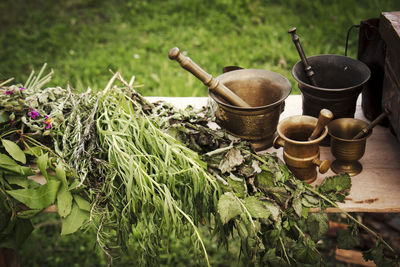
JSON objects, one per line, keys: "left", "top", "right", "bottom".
{"left": 312, "top": 158, "right": 330, "bottom": 174}
{"left": 273, "top": 136, "right": 285, "bottom": 149}
{"left": 280, "top": 101, "right": 285, "bottom": 113}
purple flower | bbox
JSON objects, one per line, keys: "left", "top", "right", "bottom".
{"left": 9, "top": 119, "right": 15, "bottom": 125}
{"left": 44, "top": 115, "right": 52, "bottom": 129}
{"left": 5, "top": 89, "right": 13, "bottom": 95}
{"left": 29, "top": 108, "right": 40, "bottom": 119}
{"left": 19, "top": 87, "right": 26, "bottom": 91}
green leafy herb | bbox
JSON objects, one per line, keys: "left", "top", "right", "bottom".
{"left": 6, "top": 179, "right": 61, "bottom": 209}
{"left": 1, "top": 139, "right": 26, "bottom": 164}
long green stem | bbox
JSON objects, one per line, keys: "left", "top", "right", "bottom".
{"left": 307, "top": 187, "right": 395, "bottom": 253}
{"left": 279, "top": 236, "right": 291, "bottom": 264}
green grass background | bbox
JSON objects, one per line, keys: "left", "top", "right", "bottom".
{"left": 1, "top": 0, "right": 399, "bottom": 96}
{"left": 1, "top": 0, "right": 400, "bottom": 266}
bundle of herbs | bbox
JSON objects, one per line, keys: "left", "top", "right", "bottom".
{"left": 0, "top": 67, "right": 397, "bottom": 266}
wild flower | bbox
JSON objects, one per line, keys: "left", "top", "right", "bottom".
{"left": 29, "top": 108, "right": 40, "bottom": 119}
{"left": 5, "top": 89, "right": 13, "bottom": 95}
{"left": 44, "top": 115, "right": 52, "bottom": 129}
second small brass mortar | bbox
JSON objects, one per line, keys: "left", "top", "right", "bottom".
{"left": 273, "top": 115, "right": 330, "bottom": 183}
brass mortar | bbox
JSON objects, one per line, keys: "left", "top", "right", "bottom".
{"left": 209, "top": 69, "right": 291, "bottom": 151}
{"left": 328, "top": 118, "right": 372, "bottom": 176}
{"left": 273, "top": 115, "right": 330, "bottom": 183}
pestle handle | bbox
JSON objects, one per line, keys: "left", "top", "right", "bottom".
{"left": 288, "top": 27, "right": 317, "bottom": 86}
{"left": 352, "top": 111, "right": 388, "bottom": 139}
{"left": 168, "top": 47, "right": 251, "bottom": 108}
{"left": 308, "top": 109, "right": 334, "bottom": 141}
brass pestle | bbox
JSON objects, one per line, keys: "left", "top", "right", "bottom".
{"left": 168, "top": 47, "right": 251, "bottom": 108}
{"left": 352, "top": 110, "right": 389, "bottom": 139}
{"left": 288, "top": 27, "right": 318, "bottom": 87}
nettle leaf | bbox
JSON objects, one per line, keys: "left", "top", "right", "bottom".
{"left": 337, "top": 223, "right": 360, "bottom": 249}
{"left": 362, "top": 240, "right": 392, "bottom": 266}
{"left": 218, "top": 192, "right": 242, "bottom": 224}
{"left": 256, "top": 170, "right": 275, "bottom": 189}
{"left": 73, "top": 195, "right": 91, "bottom": 212}
{"left": 293, "top": 242, "right": 320, "bottom": 265}
{"left": 292, "top": 195, "right": 303, "bottom": 218}
{"left": 319, "top": 173, "right": 351, "bottom": 194}
{"left": 6, "top": 179, "right": 61, "bottom": 209}
{"left": 262, "top": 248, "right": 289, "bottom": 267}
{"left": 57, "top": 184, "right": 73, "bottom": 217}
{"left": 61, "top": 203, "right": 89, "bottom": 235}
{"left": 227, "top": 175, "right": 247, "bottom": 198}
{"left": 36, "top": 153, "right": 48, "bottom": 180}
{"left": 244, "top": 196, "right": 271, "bottom": 220}
{"left": 263, "top": 187, "right": 290, "bottom": 206}
{"left": 306, "top": 212, "right": 329, "bottom": 242}
{"left": 1, "top": 139, "right": 26, "bottom": 164}
{"left": 301, "top": 194, "right": 320, "bottom": 208}
{"left": 218, "top": 148, "right": 244, "bottom": 174}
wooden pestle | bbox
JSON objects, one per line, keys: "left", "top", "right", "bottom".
{"left": 308, "top": 109, "right": 334, "bottom": 141}
{"left": 168, "top": 47, "right": 251, "bottom": 108}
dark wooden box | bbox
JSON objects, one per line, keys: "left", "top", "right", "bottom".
{"left": 380, "top": 11, "right": 400, "bottom": 142}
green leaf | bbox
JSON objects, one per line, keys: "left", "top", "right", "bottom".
{"left": 307, "top": 212, "right": 329, "bottom": 242}
{"left": 244, "top": 196, "right": 271, "bottom": 220}
{"left": 56, "top": 184, "right": 73, "bottom": 217}
{"left": 0, "top": 153, "right": 20, "bottom": 166}
{"left": 292, "top": 195, "right": 303, "bottom": 218}
{"left": 263, "top": 187, "right": 290, "bottom": 206}
{"left": 61, "top": 203, "right": 89, "bottom": 235}
{"left": 217, "top": 192, "right": 242, "bottom": 224}
{"left": 319, "top": 173, "right": 351, "bottom": 193}
{"left": 293, "top": 242, "right": 320, "bottom": 265}
{"left": 227, "top": 175, "right": 247, "bottom": 198}
{"left": 5, "top": 174, "right": 40, "bottom": 189}
{"left": 24, "top": 146, "right": 43, "bottom": 157}
{"left": 17, "top": 209, "right": 42, "bottom": 219}
{"left": 56, "top": 163, "right": 67, "bottom": 186}
{"left": 36, "top": 153, "right": 48, "bottom": 180}
{"left": 301, "top": 194, "right": 320, "bottom": 207}
{"left": 218, "top": 148, "right": 244, "bottom": 174}
{"left": 6, "top": 179, "right": 61, "bottom": 209}
{"left": 255, "top": 170, "right": 275, "bottom": 189}
{"left": 1, "top": 139, "right": 26, "bottom": 164}
{"left": 362, "top": 240, "right": 387, "bottom": 266}
{"left": 0, "top": 154, "right": 34, "bottom": 176}
{"left": 337, "top": 223, "right": 360, "bottom": 249}
{"left": 73, "top": 195, "right": 90, "bottom": 212}
{"left": 262, "top": 248, "right": 289, "bottom": 267}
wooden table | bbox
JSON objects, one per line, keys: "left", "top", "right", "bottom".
{"left": 147, "top": 95, "right": 400, "bottom": 213}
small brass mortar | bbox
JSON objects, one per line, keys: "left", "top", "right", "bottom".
{"left": 273, "top": 115, "right": 330, "bottom": 183}
{"left": 328, "top": 118, "right": 372, "bottom": 176}
{"left": 210, "top": 69, "right": 291, "bottom": 151}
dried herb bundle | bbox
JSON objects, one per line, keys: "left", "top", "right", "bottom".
{"left": 0, "top": 68, "right": 397, "bottom": 266}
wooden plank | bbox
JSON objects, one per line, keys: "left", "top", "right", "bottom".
{"left": 147, "top": 95, "right": 400, "bottom": 213}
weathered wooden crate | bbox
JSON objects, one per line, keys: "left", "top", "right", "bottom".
{"left": 380, "top": 11, "right": 400, "bottom": 142}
